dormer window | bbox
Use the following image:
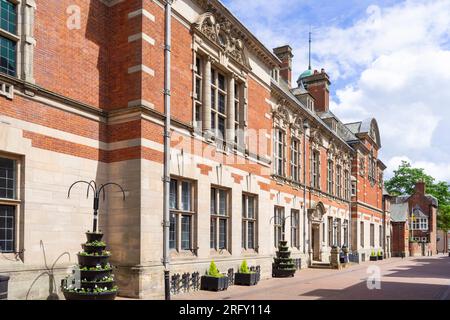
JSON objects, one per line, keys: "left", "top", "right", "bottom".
{"left": 271, "top": 68, "right": 279, "bottom": 82}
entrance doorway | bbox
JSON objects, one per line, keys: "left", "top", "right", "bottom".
{"left": 312, "top": 224, "right": 321, "bottom": 261}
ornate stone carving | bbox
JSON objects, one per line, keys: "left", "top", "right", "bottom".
{"left": 310, "top": 128, "right": 322, "bottom": 150}
{"left": 194, "top": 12, "right": 250, "bottom": 69}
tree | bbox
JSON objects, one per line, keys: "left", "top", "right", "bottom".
{"left": 385, "top": 161, "right": 450, "bottom": 231}
{"left": 385, "top": 161, "right": 434, "bottom": 196}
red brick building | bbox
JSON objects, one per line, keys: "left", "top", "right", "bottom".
{"left": 390, "top": 182, "right": 438, "bottom": 257}
{"left": 0, "top": 0, "right": 388, "bottom": 299}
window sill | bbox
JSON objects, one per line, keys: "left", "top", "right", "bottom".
{"left": 241, "top": 249, "right": 258, "bottom": 256}
{"left": 170, "top": 250, "right": 198, "bottom": 260}
{"left": 210, "top": 249, "right": 231, "bottom": 257}
{"left": 0, "top": 198, "right": 20, "bottom": 205}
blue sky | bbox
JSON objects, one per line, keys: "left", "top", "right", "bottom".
{"left": 221, "top": 0, "right": 450, "bottom": 182}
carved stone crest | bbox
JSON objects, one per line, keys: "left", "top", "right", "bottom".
{"left": 194, "top": 12, "right": 251, "bottom": 69}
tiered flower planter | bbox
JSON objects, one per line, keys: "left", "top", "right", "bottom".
{"left": 61, "top": 232, "right": 118, "bottom": 300}
{"left": 273, "top": 240, "right": 296, "bottom": 278}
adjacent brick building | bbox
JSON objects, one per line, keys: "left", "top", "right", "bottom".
{"left": 390, "top": 182, "right": 438, "bottom": 257}
{"left": 0, "top": 0, "right": 389, "bottom": 299}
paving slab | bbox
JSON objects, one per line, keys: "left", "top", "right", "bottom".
{"left": 172, "top": 255, "right": 450, "bottom": 300}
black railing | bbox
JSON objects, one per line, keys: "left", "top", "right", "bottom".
{"left": 170, "top": 272, "right": 200, "bottom": 295}
{"left": 170, "top": 265, "right": 261, "bottom": 295}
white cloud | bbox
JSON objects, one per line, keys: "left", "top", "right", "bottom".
{"left": 387, "top": 156, "right": 450, "bottom": 182}
{"left": 223, "top": 0, "right": 450, "bottom": 182}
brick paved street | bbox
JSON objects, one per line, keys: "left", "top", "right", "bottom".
{"left": 174, "top": 255, "right": 450, "bottom": 300}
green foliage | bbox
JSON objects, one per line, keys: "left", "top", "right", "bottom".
{"left": 239, "top": 260, "right": 252, "bottom": 274}
{"left": 85, "top": 240, "right": 106, "bottom": 247}
{"left": 378, "top": 250, "right": 383, "bottom": 256}
{"left": 385, "top": 161, "right": 450, "bottom": 231}
{"left": 207, "top": 260, "right": 223, "bottom": 278}
{"left": 371, "top": 250, "right": 376, "bottom": 257}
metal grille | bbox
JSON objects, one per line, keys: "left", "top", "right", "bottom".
{"left": 0, "top": 205, "right": 14, "bottom": 253}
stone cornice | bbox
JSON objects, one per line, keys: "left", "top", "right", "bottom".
{"left": 270, "top": 82, "right": 354, "bottom": 154}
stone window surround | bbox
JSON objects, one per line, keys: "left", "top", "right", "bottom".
{"left": 0, "top": 152, "right": 23, "bottom": 258}
{"left": 0, "top": 0, "right": 36, "bottom": 83}
{"left": 169, "top": 176, "right": 197, "bottom": 256}
{"left": 273, "top": 127, "right": 286, "bottom": 177}
{"left": 192, "top": 45, "right": 248, "bottom": 151}
{"left": 370, "top": 223, "right": 375, "bottom": 247}
{"left": 327, "top": 159, "right": 334, "bottom": 195}
{"left": 327, "top": 216, "right": 333, "bottom": 247}
{"left": 273, "top": 206, "right": 284, "bottom": 248}
{"left": 290, "top": 208, "right": 300, "bottom": 249}
{"left": 311, "top": 149, "right": 321, "bottom": 190}
{"left": 241, "top": 193, "right": 258, "bottom": 253}
{"left": 360, "top": 221, "right": 365, "bottom": 248}
{"left": 290, "top": 136, "right": 300, "bottom": 183}
{"left": 210, "top": 185, "right": 231, "bottom": 254}
{"left": 336, "top": 165, "right": 342, "bottom": 198}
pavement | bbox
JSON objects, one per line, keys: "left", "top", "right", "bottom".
{"left": 173, "top": 254, "right": 450, "bottom": 300}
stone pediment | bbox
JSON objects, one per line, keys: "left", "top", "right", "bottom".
{"left": 194, "top": 12, "right": 251, "bottom": 69}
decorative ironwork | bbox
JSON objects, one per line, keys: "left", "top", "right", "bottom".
{"left": 171, "top": 273, "right": 181, "bottom": 295}
{"left": 227, "top": 268, "right": 234, "bottom": 287}
{"left": 170, "top": 272, "right": 201, "bottom": 295}
{"left": 191, "top": 272, "right": 200, "bottom": 291}
{"left": 67, "top": 180, "right": 126, "bottom": 233}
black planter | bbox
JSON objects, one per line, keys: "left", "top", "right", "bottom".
{"left": 0, "top": 275, "right": 10, "bottom": 300}
{"left": 62, "top": 290, "right": 117, "bottom": 301}
{"left": 370, "top": 256, "right": 378, "bottom": 261}
{"left": 80, "top": 269, "right": 112, "bottom": 282}
{"left": 378, "top": 256, "right": 384, "bottom": 261}
{"left": 272, "top": 268, "right": 296, "bottom": 278}
{"left": 81, "top": 280, "right": 115, "bottom": 290}
{"left": 234, "top": 273, "right": 258, "bottom": 286}
{"left": 200, "top": 276, "right": 229, "bottom": 292}
{"left": 82, "top": 244, "right": 106, "bottom": 255}
{"left": 86, "top": 232, "right": 104, "bottom": 243}
{"left": 77, "top": 254, "right": 111, "bottom": 267}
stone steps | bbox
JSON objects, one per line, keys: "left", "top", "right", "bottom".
{"left": 310, "top": 262, "right": 333, "bottom": 269}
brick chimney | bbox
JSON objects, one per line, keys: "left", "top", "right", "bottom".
{"left": 302, "top": 68, "right": 331, "bottom": 113}
{"left": 415, "top": 181, "right": 426, "bottom": 194}
{"left": 273, "top": 45, "right": 293, "bottom": 87}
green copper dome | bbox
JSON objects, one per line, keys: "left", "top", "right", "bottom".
{"left": 299, "top": 69, "right": 313, "bottom": 80}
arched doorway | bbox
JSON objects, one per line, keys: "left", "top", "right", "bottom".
{"left": 309, "top": 202, "right": 326, "bottom": 262}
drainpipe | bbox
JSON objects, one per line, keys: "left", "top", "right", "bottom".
{"left": 302, "top": 121, "right": 310, "bottom": 256}
{"left": 163, "top": 0, "right": 173, "bottom": 301}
